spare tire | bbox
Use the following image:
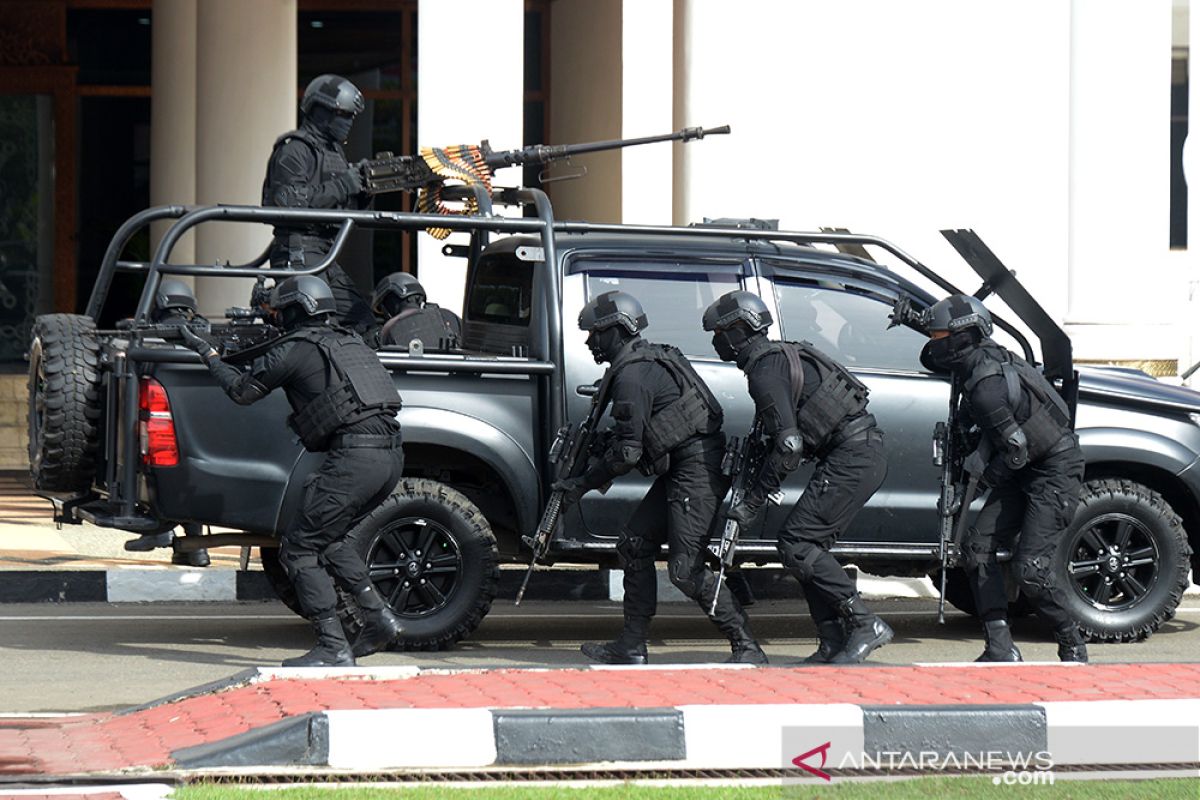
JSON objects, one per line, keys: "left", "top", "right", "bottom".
{"left": 27, "top": 314, "right": 103, "bottom": 493}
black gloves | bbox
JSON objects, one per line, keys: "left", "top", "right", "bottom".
{"left": 180, "top": 325, "right": 219, "bottom": 363}
{"left": 334, "top": 166, "right": 365, "bottom": 200}
{"left": 727, "top": 499, "right": 762, "bottom": 526}
{"left": 552, "top": 476, "right": 589, "bottom": 505}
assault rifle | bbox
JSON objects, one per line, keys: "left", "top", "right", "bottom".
{"left": 360, "top": 125, "right": 731, "bottom": 196}
{"left": 933, "top": 374, "right": 980, "bottom": 624}
{"left": 708, "top": 418, "right": 774, "bottom": 615}
{"left": 515, "top": 382, "right": 612, "bottom": 605}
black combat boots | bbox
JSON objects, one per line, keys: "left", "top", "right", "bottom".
{"left": 830, "top": 594, "right": 894, "bottom": 664}
{"left": 726, "top": 631, "right": 769, "bottom": 665}
{"left": 804, "top": 619, "right": 848, "bottom": 664}
{"left": 351, "top": 584, "right": 404, "bottom": 658}
{"left": 282, "top": 615, "right": 356, "bottom": 668}
{"left": 976, "top": 619, "right": 1023, "bottom": 662}
{"left": 581, "top": 617, "right": 650, "bottom": 665}
{"left": 1055, "top": 624, "right": 1088, "bottom": 663}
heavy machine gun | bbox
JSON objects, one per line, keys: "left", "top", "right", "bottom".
{"left": 359, "top": 125, "right": 730, "bottom": 196}
{"left": 514, "top": 380, "right": 613, "bottom": 605}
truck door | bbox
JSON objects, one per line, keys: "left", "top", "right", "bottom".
{"left": 757, "top": 261, "right": 946, "bottom": 545}
{"left": 560, "top": 255, "right": 754, "bottom": 540}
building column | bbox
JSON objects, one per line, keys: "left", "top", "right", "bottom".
{"left": 149, "top": 0, "right": 197, "bottom": 270}
{"left": 417, "top": 0, "right": 523, "bottom": 315}
{"left": 548, "top": 0, "right": 621, "bottom": 226}
{"left": 193, "top": 0, "right": 296, "bottom": 316}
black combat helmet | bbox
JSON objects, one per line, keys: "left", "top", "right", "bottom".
{"left": 926, "top": 294, "right": 994, "bottom": 338}
{"left": 578, "top": 291, "right": 647, "bottom": 364}
{"left": 269, "top": 275, "right": 336, "bottom": 327}
{"left": 703, "top": 290, "right": 773, "bottom": 363}
{"left": 578, "top": 291, "right": 648, "bottom": 335}
{"left": 371, "top": 272, "right": 426, "bottom": 318}
{"left": 153, "top": 278, "right": 198, "bottom": 317}
{"left": 300, "top": 74, "right": 365, "bottom": 117}
{"left": 701, "top": 290, "right": 773, "bottom": 333}
{"left": 921, "top": 294, "right": 994, "bottom": 371}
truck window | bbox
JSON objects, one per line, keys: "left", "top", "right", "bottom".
{"left": 465, "top": 253, "right": 533, "bottom": 327}
{"left": 583, "top": 264, "right": 742, "bottom": 357}
{"left": 773, "top": 279, "right": 927, "bottom": 372}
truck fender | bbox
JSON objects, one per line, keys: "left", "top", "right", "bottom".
{"left": 400, "top": 406, "right": 540, "bottom": 534}
{"left": 1078, "top": 427, "right": 1200, "bottom": 476}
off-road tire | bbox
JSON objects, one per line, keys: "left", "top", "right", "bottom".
{"left": 27, "top": 314, "right": 102, "bottom": 493}
{"left": 1057, "top": 479, "right": 1190, "bottom": 642}
{"left": 351, "top": 478, "right": 499, "bottom": 651}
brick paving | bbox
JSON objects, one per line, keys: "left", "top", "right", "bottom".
{"left": 1, "top": 662, "right": 1199, "bottom": 777}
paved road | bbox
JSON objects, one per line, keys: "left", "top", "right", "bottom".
{"left": 1, "top": 597, "right": 1198, "bottom": 713}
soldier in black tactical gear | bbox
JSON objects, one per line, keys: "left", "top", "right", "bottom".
{"left": 367, "top": 272, "right": 461, "bottom": 351}
{"left": 922, "top": 294, "right": 1087, "bottom": 663}
{"left": 560, "top": 290, "right": 767, "bottom": 665}
{"left": 179, "top": 275, "right": 405, "bottom": 667}
{"left": 703, "top": 290, "right": 891, "bottom": 664}
{"left": 150, "top": 280, "right": 211, "bottom": 568}
{"left": 262, "top": 74, "right": 374, "bottom": 333}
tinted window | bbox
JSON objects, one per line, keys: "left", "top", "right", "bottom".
{"left": 466, "top": 253, "right": 533, "bottom": 327}
{"left": 774, "top": 279, "right": 927, "bottom": 371}
{"left": 583, "top": 264, "right": 742, "bottom": 356}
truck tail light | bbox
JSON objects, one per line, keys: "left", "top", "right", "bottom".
{"left": 139, "top": 378, "right": 179, "bottom": 467}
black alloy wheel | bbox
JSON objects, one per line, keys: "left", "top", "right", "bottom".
{"left": 1066, "top": 512, "right": 1158, "bottom": 613}
{"left": 366, "top": 516, "right": 464, "bottom": 617}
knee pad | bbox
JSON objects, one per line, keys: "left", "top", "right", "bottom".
{"left": 779, "top": 540, "right": 821, "bottom": 582}
{"left": 962, "top": 528, "right": 1000, "bottom": 570}
{"left": 617, "top": 533, "right": 656, "bottom": 572}
{"left": 279, "top": 539, "right": 320, "bottom": 581}
{"left": 667, "top": 553, "right": 703, "bottom": 599}
{"left": 1016, "top": 556, "right": 1054, "bottom": 595}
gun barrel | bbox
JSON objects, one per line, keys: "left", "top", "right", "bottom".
{"left": 484, "top": 125, "right": 731, "bottom": 170}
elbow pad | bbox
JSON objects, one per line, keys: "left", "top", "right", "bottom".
{"left": 232, "top": 377, "right": 269, "bottom": 406}
{"left": 1002, "top": 424, "right": 1028, "bottom": 469}
{"left": 769, "top": 428, "right": 804, "bottom": 473}
{"left": 984, "top": 406, "right": 1027, "bottom": 470}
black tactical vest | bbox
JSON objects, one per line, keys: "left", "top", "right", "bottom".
{"left": 285, "top": 327, "right": 403, "bottom": 451}
{"left": 262, "top": 127, "right": 351, "bottom": 245}
{"left": 965, "top": 343, "right": 1072, "bottom": 462}
{"left": 610, "top": 341, "right": 723, "bottom": 469}
{"left": 746, "top": 340, "right": 869, "bottom": 455}
{"left": 380, "top": 305, "right": 453, "bottom": 351}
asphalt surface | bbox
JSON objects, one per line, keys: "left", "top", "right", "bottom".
{"left": 1, "top": 597, "right": 1198, "bottom": 713}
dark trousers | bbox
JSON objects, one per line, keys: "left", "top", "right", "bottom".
{"left": 777, "top": 430, "right": 888, "bottom": 624}
{"left": 281, "top": 445, "right": 404, "bottom": 619}
{"left": 270, "top": 244, "right": 375, "bottom": 334}
{"left": 963, "top": 442, "right": 1084, "bottom": 630}
{"left": 617, "top": 438, "right": 752, "bottom": 640}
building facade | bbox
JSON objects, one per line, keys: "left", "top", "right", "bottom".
{"left": 0, "top": 0, "right": 1193, "bottom": 380}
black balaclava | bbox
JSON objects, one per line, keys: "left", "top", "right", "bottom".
{"left": 922, "top": 329, "right": 980, "bottom": 372}
{"left": 306, "top": 105, "right": 354, "bottom": 144}
{"left": 711, "top": 323, "right": 757, "bottom": 363}
{"left": 586, "top": 326, "right": 631, "bottom": 364}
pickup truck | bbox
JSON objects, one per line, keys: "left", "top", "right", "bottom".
{"left": 28, "top": 191, "right": 1197, "bottom": 650}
